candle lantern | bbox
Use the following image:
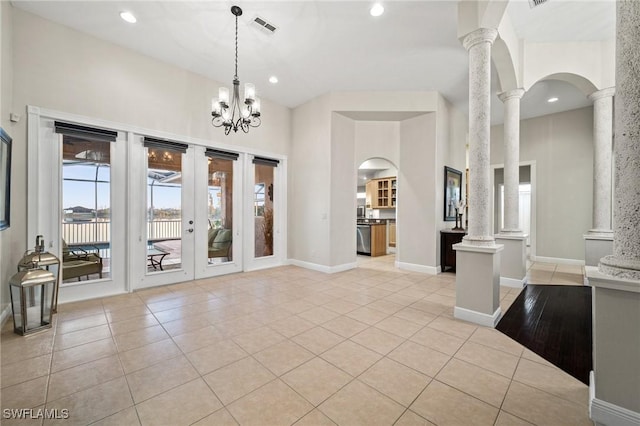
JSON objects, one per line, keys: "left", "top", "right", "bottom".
{"left": 9, "top": 267, "right": 56, "bottom": 335}
{"left": 17, "top": 235, "right": 61, "bottom": 313}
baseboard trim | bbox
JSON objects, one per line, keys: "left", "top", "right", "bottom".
{"left": 500, "top": 276, "right": 527, "bottom": 288}
{"left": 532, "top": 256, "right": 585, "bottom": 266}
{"left": 454, "top": 306, "right": 502, "bottom": 328}
{"left": 288, "top": 259, "right": 356, "bottom": 274}
{"left": 590, "top": 372, "right": 640, "bottom": 426}
{"left": 0, "top": 304, "right": 12, "bottom": 327}
{"left": 395, "top": 261, "right": 439, "bottom": 275}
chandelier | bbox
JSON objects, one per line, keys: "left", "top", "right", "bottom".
{"left": 211, "top": 6, "right": 261, "bottom": 135}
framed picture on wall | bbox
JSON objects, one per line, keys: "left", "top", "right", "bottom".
{"left": 0, "top": 128, "right": 12, "bottom": 231}
{"left": 444, "top": 166, "right": 462, "bottom": 222}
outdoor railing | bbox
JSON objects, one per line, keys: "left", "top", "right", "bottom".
{"left": 62, "top": 220, "right": 182, "bottom": 245}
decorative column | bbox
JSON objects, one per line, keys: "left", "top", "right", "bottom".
{"left": 584, "top": 88, "right": 615, "bottom": 267}
{"left": 463, "top": 28, "right": 498, "bottom": 246}
{"left": 453, "top": 28, "right": 504, "bottom": 328}
{"left": 587, "top": 2, "right": 640, "bottom": 424}
{"left": 496, "top": 89, "right": 528, "bottom": 288}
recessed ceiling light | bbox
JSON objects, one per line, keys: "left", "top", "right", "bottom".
{"left": 120, "top": 11, "right": 137, "bottom": 24}
{"left": 547, "top": 97, "right": 559, "bottom": 103}
{"left": 269, "top": 76, "right": 278, "bottom": 84}
{"left": 370, "top": 3, "right": 384, "bottom": 17}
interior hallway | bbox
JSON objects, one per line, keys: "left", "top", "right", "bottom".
{"left": 1, "top": 257, "right": 590, "bottom": 425}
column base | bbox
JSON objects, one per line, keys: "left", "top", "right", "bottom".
{"left": 590, "top": 372, "right": 640, "bottom": 426}
{"left": 495, "top": 233, "right": 528, "bottom": 288}
{"left": 462, "top": 235, "right": 496, "bottom": 247}
{"left": 599, "top": 256, "right": 640, "bottom": 280}
{"left": 584, "top": 233, "right": 613, "bottom": 268}
{"left": 586, "top": 267, "right": 640, "bottom": 422}
{"left": 453, "top": 242, "right": 503, "bottom": 327}
{"left": 454, "top": 306, "right": 502, "bottom": 328}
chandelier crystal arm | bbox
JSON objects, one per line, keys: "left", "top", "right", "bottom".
{"left": 211, "top": 5, "right": 261, "bottom": 134}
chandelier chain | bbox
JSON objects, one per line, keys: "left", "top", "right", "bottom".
{"left": 234, "top": 13, "right": 239, "bottom": 79}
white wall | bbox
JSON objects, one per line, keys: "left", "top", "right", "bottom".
{"left": 491, "top": 107, "right": 593, "bottom": 261}
{"left": 398, "top": 113, "right": 438, "bottom": 270}
{"left": 435, "top": 95, "right": 467, "bottom": 264}
{"left": 329, "top": 113, "right": 356, "bottom": 267}
{"left": 522, "top": 41, "right": 615, "bottom": 92}
{"left": 1, "top": 1, "right": 15, "bottom": 320}
{"left": 288, "top": 89, "right": 467, "bottom": 273}
{"left": 354, "top": 121, "right": 400, "bottom": 167}
{"left": 289, "top": 95, "right": 332, "bottom": 266}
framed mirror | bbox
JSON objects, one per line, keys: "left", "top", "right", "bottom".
{"left": 0, "top": 128, "right": 12, "bottom": 231}
{"left": 444, "top": 166, "right": 462, "bottom": 222}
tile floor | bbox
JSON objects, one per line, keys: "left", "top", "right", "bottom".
{"left": 1, "top": 256, "right": 591, "bottom": 425}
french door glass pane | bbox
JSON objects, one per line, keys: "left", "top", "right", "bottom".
{"left": 207, "top": 158, "right": 233, "bottom": 264}
{"left": 61, "top": 137, "right": 111, "bottom": 282}
{"left": 147, "top": 148, "right": 182, "bottom": 272}
{"left": 255, "top": 164, "right": 274, "bottom": 258}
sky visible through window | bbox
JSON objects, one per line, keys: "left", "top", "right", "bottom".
{"left": 63, "top": 163, "right": 182, "bottom": 209}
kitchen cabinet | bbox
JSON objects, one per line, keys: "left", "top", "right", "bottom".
{"left": 365, "top": 180, "right": 375, "bottom": 208}
{"left": 389, "top": 222, "right": 396, "bottom": 248}
{"left": 370, "top": 223, "right": 387, "bottom": 257}
{"left": 365, "top": 177, "right": 397, "bottom": 209}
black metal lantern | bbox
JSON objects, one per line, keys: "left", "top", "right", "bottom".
{"left": 9, "top": 268, "right": 56, "bottom": 335}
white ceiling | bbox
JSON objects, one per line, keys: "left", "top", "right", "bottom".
{"left": 507, "top": 0, "right": 615, "bottom": 42}
{"left": 11, "top": 1, "right": 615, "bottom": 124}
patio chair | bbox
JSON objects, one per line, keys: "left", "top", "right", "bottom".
{"left": 208, "top": 228, "right": 232, "bottom": 260}
{"left": 62, "top": 240, "right": 103, "bottom": 281}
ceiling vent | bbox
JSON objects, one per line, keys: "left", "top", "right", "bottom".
{"left": 252, "top": 16, "right": 277, "bottom": 34}
{"left": 528, "top": 0, "right": 549, "bottom": 8}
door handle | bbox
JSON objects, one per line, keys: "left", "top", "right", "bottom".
{"left": 187, "top": 228, "right": 194, "bottom": 233}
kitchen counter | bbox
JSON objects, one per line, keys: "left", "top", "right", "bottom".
{"left": 357, "top": 222, "right": 387, "bottom": 257}
{"left": 357, "top": 218, "right": 395, "bottom": 224}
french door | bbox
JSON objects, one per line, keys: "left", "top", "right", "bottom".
{"left": 30, "top": 107, "right": 285, "bottom": 299}
{"left": 130, "top": 137, "right": 244, "bottom": 290}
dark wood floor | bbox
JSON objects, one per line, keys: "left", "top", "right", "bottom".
{"left": 497, "top": 284, "right": 592, "bottom": 385}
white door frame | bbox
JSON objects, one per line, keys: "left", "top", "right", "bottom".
{"left": 490, "top": 160, "right": 537, "bottom": 259}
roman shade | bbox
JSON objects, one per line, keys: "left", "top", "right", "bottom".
{"left": 54, "top": 121, "right": 117, "bottom": 142}
{"left": 252, "top": 156, "right": 279, "bottom": 167}
{"left": 205, "top": 148, "right": 239, "bottom": 161}
{"left": 143, "top": 137, "right": 188, "bottom": 153}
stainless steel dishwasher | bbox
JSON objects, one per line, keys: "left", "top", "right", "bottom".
{"left": 357, "top": 224, "right": 371, "bottom": 255}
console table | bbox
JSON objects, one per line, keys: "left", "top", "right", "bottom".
{"left": 440, "top": 229, "right": 466, "bottom": 272}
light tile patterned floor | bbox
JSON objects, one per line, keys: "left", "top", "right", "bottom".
{"left": 1, "top": 256, "right": 591, "bottom": 425}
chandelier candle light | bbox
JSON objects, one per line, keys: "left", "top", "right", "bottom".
{"left": 211, "top": 6, "right": 261, "bottom": 134}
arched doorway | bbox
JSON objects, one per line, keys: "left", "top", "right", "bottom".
{"left": 357, "top": 158, "right": 397, "bottom": 258}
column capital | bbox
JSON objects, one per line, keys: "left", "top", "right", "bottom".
{"left": 462, "top": 28, "right": 498, "bottom": 51}
{"left": 588, "top": 87, "right": 615, "bottom": 102}
{"left": 498, "top": 88, "right": 525, "bottom": 103}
